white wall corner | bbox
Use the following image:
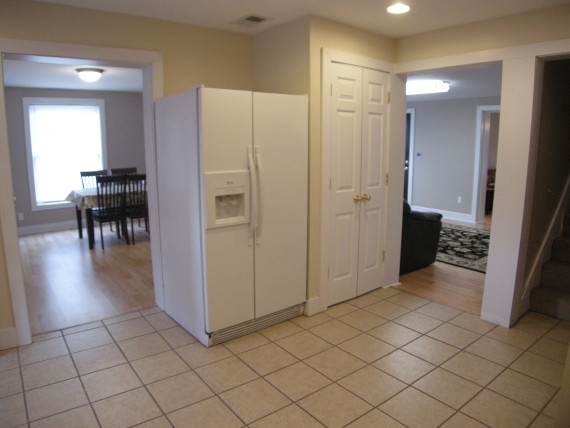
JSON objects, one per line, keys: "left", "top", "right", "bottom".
{"left": 0, "top": 327, "right": 19, "bottom": 351}
{"left": 304, "top": 297, "right": 325, "bottom": 316}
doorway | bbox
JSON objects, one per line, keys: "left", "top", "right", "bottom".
{"left": 475, "top": 106, "right": 500, "bottom": 224}
{"left": 0, "top": 40, "right": 163, "bottom": 344}
{"left": 404, "top": 108, "right": 415, "bottom": 202}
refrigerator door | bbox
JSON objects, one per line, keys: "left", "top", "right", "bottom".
{"left": 252, "top": 93, "right": 308, "bottom": 318}
{"left": 201, "top": 88, "right": 255, "bottom": 332}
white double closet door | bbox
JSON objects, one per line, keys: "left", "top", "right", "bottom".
{"left": 328, "top": 62, "right": 388, "bottom": 306}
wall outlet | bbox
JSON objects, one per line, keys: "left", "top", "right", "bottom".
{"left": 457, "top": 196, "right": 462, "bottom": 203}
{"left": 17, "top": 212, "right": 24, "bottom": 221}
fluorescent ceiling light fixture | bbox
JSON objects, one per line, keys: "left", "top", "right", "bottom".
{"left": 406, "top": 79, "right": 450, "bottom": 95}
{"left": 387, "top": 2, "right": 410, "bottom": 14}
{"left": 76, "top": 68, "right": 104, "bottom": 83}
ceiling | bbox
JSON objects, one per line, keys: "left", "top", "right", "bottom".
{"left": 6, "top": 0, "right": 563, "bottom": 96}
{"left": 34, "top": 0, "right": 570, "bottom": 38}
{"left": 3, "top": 56, "right": 143, "bottom": 92}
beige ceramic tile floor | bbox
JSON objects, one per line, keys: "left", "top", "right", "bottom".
{"left": 1, "top": 288, "right": 568, "bottom": 428}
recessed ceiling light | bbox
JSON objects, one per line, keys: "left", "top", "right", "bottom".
{"left": 406, "top": 80, "right": 450, "bottom": 95}
{"left": 387, "top": 2, "right": 411, "bottom": 14}
{"left": 76, "top": 68, "right": 104, "bottom": 83}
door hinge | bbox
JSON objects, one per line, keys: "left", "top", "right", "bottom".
{"left": 385, "top": 174, "right": 389, "bottom": 186}
{"left": 388, "top": 92, "right": 391, "bottom": 104}
{"left": 382, "top": 251, "right": 386, "bottom": 262}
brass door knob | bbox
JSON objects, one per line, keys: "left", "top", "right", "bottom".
{"left": 361, "top": 193, "right": 371, "bottom": 201}
{"left": 353, "top": 194, "right": 362, "bottom": 202}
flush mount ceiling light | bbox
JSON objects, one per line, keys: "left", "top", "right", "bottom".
{"left": 406, "top": 79, "right": 450, "bottom": 95}
{"left": 387, "top": 2, "right": 410, "bottom": 14}
{"left": 76, "top": 68, "right": 104, "bottom": 83}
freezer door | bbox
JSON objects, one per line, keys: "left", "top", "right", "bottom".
{"left": 252, "top": 93, "right": 308, "bottom": 318}
{"left": 201, "top": 88, "right": 255, "bottom": 332}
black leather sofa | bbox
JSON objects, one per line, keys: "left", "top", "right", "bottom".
{"left": 400, "top": 200, "right": 443, "bottom": 275}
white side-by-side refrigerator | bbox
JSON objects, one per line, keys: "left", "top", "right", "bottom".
{"left": 155, "top": 87, "right": 308, "bottom": 346}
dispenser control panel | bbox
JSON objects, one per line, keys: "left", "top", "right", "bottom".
{"left": 204, "top": 170, "right": 250, "bottom": 229}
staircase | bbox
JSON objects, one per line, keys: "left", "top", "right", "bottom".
{"left": 530, "top": 214, "right": 570, "bottom": 320}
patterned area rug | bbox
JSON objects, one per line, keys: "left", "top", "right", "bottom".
{"left": 436, "top": 223, "right": 490, "bottom": 273}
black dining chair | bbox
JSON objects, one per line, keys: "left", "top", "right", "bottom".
{"left": 110, "top": 167, "right": 137, "bottom": 175}
{"left": 125, "top": 173, "right": 148, "bottom": 244}
{"left": 92, "top": 175, "right": 130, "bottom": 249}
{"left": 75, "top": 169, "right": 109, "bottom": 238}
{"left": 80, "top": 169, "right": 108, "bottom": 188}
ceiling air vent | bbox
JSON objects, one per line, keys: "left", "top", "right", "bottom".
{"left": 232, "top": 15, "right": 269, "bottom": 27}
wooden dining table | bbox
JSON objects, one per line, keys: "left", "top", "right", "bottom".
{"left": 66, "top": 188, "right": 99, "bottom": 249}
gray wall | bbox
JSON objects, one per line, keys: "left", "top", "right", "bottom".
{"left": 408, "top": 96, "right": 500, "bottom": 215}
{"left": 6, "top": 87, "right": 144, "bottom": 229}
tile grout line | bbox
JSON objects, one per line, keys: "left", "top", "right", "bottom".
{"left": 6, "top": 291, "right": 567, "bottom": 428}
{"left": 16, "top": 347, "right": 31, "bottom": 427}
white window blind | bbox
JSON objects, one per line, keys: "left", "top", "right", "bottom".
{"left": 23, "top": 98, "right": 107, "bottom": 210}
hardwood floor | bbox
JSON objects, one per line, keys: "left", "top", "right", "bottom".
{"left": 395, "top": 215, "right": 491, "bottom": 315}
{"left": 19, "top": 225, "right": 155, "bottom": 334}
{"left": 396, "top": 261, "right": 485, "bottom": 315}
{"left": 19, "top": 218, "right": 487, "bottom": 333}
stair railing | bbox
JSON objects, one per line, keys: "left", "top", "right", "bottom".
{"left": 521, "top": 169, "right": 570, "bottom": 300}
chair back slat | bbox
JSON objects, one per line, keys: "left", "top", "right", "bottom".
{"left": 126, "top": 174, "right": 147, "bottom": 209}
{"left": 80, "top": 169, "right": 108, "bottom": 189}
{"left": 110, "top": 167, "right": 137, "bottom": 175}
{"left": 95, "top": 175, "right": 126, "bottom": 218}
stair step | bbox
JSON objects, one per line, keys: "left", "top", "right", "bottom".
{"left": 552, "top": 235, "right": 570, "bottom": 263}
{"left": 541, "top": 261, "right": 570, "bottom": 291}
{"left": 530, "top": 286, "right": 570, "bottom": 321}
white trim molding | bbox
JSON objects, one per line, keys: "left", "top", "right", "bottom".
{"left": 18, "top": 220, "right": 77, "bottom": 236}
{"left": 0, "top": 38, "right": 164, "bottom": 347}
{"left": 411, "top": 205, "right": 476, "bottom": 224}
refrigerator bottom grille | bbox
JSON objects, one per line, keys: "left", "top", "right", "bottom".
{"left": 208, "top": 304, "right": 305, "bottom": 346}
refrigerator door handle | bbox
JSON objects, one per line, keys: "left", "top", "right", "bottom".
{"left": 247, "top": 146, "right": 258, "bottom": 245}
{"left": 255, "top": 146, "right": 264, "bottom": 244}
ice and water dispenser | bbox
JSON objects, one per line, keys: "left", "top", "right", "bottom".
{"left": 205, "top": 171, "right": 250, "bottom": 229}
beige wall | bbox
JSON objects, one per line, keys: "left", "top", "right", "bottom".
{"left": 0, "top": 0, "right": 253, "bottom": 95}
{"left": 396, "top": 4, "right": 570, "bottom": 63}
{"left": 253, "top": 18, "right": 311, "bottom": 94}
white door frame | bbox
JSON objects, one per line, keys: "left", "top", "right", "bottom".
{"left": 396, "top": 37, "right": 570, "bottom": 327}
{"left": 405, "top": 107, "right": 416, "bottom": 203}
{"left": 315, "top": 49, "right": 394, "bottom": 314}
{"left": 0, "top": 39, "right": 164, "bottom": 347}
{"left": 473, "top": 105, "right": 501, "bottom": 223}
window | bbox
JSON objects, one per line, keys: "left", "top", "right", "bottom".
{"left": 23, "top": 98, "right": 107, "bottom": 210}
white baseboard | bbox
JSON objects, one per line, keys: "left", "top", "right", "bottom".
{"left": 18, "top": 220, "right": 77, "bottom": 236}
{"left": 304, "top": 297, "right": 324, "bottom": 316}
{"left": 411, "top": 205, "right": 476, "bottom": 224}
{"left": 385, "top": 281, "right": 402, "bottom": 288}
{"left": 0, "top": 327, "right": 19, "bottom": 351}
{"left": 480, "top": 310, "right": 510, "bottom": 328}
